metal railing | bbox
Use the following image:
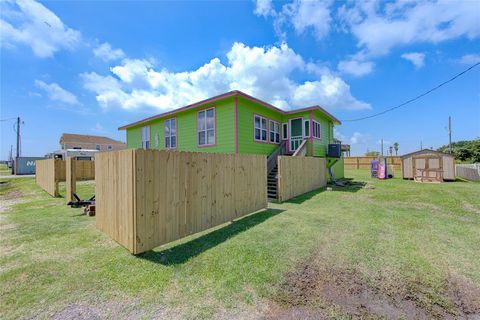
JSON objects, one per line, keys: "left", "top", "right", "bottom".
{"left": 267, "top": 141, "right": 286, "bottom": 174}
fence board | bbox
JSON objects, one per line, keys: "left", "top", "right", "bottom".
{"left": 35, "top": 159, "right": 62, "bottom": 196}
{"left": 96, "top": 149, "right": 267, "bottom": 254}
{"left": 345, "top": 156, "right": 402, "bottom": 171}
{"left": 456, "top": 164, "right": 480, "bottom": 181}
{"left": 277, "top": 156, "right": 327, "bottom": 202}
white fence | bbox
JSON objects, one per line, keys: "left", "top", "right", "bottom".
{"left": 456, "top": 164, "right": 480, "bottom": 181}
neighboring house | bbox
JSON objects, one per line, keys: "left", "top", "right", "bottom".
{"left": 119, "top": 90, "right": 340, "bottom": 157}
{"left": 120, "top": 90, "right": 343, "bottom": 199}
{"left": 60, "top": 133, "right": 126, "bottom": 152}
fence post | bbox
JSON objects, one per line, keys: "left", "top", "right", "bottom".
{"left": 66, "top": 157, "right": 76, "bottom": 203}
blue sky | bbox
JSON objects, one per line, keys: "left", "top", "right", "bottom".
{"left": 1, "top": 0, "right": 479, "bottom": 159}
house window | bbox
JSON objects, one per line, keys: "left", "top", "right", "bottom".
{"left": 254, "top": 115, "right": 267, "bottom": 142}
{"left": 312, "top": 121, "right": 321, "bottom": 139}
{"left": 73, "top": 146, "right": 82, "bottom": 150}
{"left": 304, "top": 120, "right": 310, "bottom": 138}
{"left": 108, "top": 145, "right": 112, "bottom": 150}
{"left": 95, "top": 144, "right": 101, "bottom": 151}
{"left": 164, "top": 118, "right": 177, "bottom": 149}
{"left": 282, "top": 123, "right": 288, "bottom": 140}
{"left": 198, "top": 108, "right": 215, "bottom": 146}
{"left": 269, "top": 120, "right": 280, "bottom": 143}
{"left": 141, "top": 125, "right": 150, "bottom": 149}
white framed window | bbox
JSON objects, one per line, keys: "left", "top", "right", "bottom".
{"left": 312, "top": 121, "right": 321, "bottom": 139}
{"left": 254, "top": 115, "right": 268, "bottom": 142}
{"left": 269, "top": 120, "right": 280, "bottom": 143}
{"left": 108, "top": 145, "right": 112, "bottom": 150}
{"left": 164, "top": 118, "right": 177, "bottom": 149}
{"left": 304, "top": 120, "right": 310, "bottom": 138}
{"left": 95, "top": 144, "right": 101, "bottom": 151}
{"left": 198, "top": 108, "right": 215, "bottom": 146}
{"left": 282, "top": 123, "right": 288, "bottom": 140}
{"left": 141, "top": 125, "right": 150, "bottom": 149}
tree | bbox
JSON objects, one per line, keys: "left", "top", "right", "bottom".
{"left": 389, "top": 146, "right": 393, "bottom": 156}
{"left": 437, "top": 139, "right": 480, "bottom": 163}
{"left": 393, "top": 142, "right": 399, "bottom": 156}
{"left": 365, "top": 151, "right": 380, "bottom": 157}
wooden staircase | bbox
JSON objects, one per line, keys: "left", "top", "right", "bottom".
{"left": 267, "top": 164, "right": 278, "bottom": 200}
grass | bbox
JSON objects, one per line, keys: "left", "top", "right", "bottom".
{"left": 1, "top": 170, "right": 479, "bottom": 319}
{"left": 0, "top": 163, "right": 11, "bottom": 176}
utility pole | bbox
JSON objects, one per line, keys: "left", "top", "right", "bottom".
{"left": 16, "top": 117, "right": 21, "bottom": 158}
{"left": 381, "top": 138, "right": 384, "bottom": 156}
{"left": 448, "top": 116, "right": 452, "bottom": 154}
{"left": 420, "top": 140, "right": 423, "bottom": 150}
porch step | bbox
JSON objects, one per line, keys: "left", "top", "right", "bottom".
{"left": 267, "top": 164, "right": 278, "bottom": 200}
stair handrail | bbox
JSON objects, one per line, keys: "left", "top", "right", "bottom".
{"left": 292, "top": 139, "right": 308, "bottom": 157}
{"left": 267, "top": 141, "right": 286, "bottom": 175}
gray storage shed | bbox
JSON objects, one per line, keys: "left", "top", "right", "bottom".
{"left": 401, "top": 149, "right": 455, "bottom": 182}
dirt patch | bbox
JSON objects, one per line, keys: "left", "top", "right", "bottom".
{"left": 463, "top": 202, "right": 480, "bottom": 215}
{"left": 448, "top": 274, "right": 480, "bottom": 317}
{"left": 274, "top": 262, "right": 430, "bottom": 320}
{"left": 271, "top": 259, "right": 480, "bottom": 320}
{"left": 51, "top": 304, "right": 102, "bottom": 320}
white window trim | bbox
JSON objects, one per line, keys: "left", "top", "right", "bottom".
{"left": 164, "top": 118, "right": 177, "bottom": 149}
{"left": 197, "top": 107, "right": 215, "bottom": 146}
{"left": 312, "top": 120, "right": 321, "bottom": 139}
{"left": 141, "top": 125, "right": 150, "bottom": 149}
{"left": 254, "top": 114, "right": 268, "bottom": 142}
{"left": 303, "top": 119, "right": 310, "bottom": 138}
{"left": 269, "top": 120, "right": 280, "bottom": 144}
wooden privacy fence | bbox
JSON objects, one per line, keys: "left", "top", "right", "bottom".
{"left": 277, "top": 156, "right": 326, "bottom": 202}
{"left": 95, "top": 149, "right": 267, "bottom": 254}
{"left": 345, "top": 156, "right": 402, "bottom": 171}
{"left": 36, "top": 159, "right": 64, "bottom": 196}
{"left": 456, "top": 164, "right": 480, "bottom": 181}
{"left": 36, "top": 158, "right": 95, "bottom": 197}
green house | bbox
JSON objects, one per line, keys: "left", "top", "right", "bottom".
{"left": 120, "top": 90, "right": 343, "bottom": 199}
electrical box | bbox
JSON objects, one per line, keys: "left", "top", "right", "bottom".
{"left": 327, "top": 144, "right": 342, "bottom": 158}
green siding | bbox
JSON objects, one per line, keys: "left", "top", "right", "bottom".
{"left": 127, "top": 126, "right": 142, "bottom": 148}
{"left": 126, "top": 98, "right": 235, "bottom": 154}
{"left": 124, "top": 95, "right": 338, "bottom": 159}
{"left": 237, "top": 97, "right": 283, "bottom": 156}
{"left": 311, "top": 110, "right": 333, "bottom": 157}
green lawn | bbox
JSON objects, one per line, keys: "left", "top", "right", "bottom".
{"left": 1, "top": 171, "right": 479, "bottom": 319}
{"left": 0, "top": 163, "right": 11, "bottom": 176}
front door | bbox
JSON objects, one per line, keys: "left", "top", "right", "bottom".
{"left": 289, "top": 118, "right": 303, "bottom": 152}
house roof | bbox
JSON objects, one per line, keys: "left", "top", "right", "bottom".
{"left": 118, "top": 90, "right": 341, "bottom": 130}
{"left": 400, "top": 149, "right": 454, "bottom": 159}
{"left": 60, "top": 133, "right": 125, "bottom": 145}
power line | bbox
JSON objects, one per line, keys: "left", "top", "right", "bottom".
{"left": 341, "top": 62, "right": 480, "bottom": 122}
{"left": 0, "top": 117, "right": 18, "bottom": 122}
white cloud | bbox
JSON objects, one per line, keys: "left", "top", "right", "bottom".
{"left": 93, "top": 42, "right": 125, "bottom": 62}
{"left": 338, "top": 58, "right": 374, "bottom": 76}
{"left": 338, "top": 0, "right": 480, "bottom": 57}
{"left": 81, "top": 42, "right": 370, "bottom": 112}
{"left": 401, "top": 52, "right": 425, "bottom": 68}
{"left": 254, "top": 0, "right": 274, "bottom": 17}
{"left": 282, "top": 0, "right": 333, "bottom": 39}
{"left": 34, "top": 80, "right": 80, "bottom": 105}
{"left": 254, "top": 0, "right": 333, "bottom": 40}
{"left": 349, "top": 132, "right": 369, "bottom": 145}
{"left": 456, "top": 53, "right": 480, "bottom": 65}
{"left": 0, "top": 0, "right": 81, "bottom": 58}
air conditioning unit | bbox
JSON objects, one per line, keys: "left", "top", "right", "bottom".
{"left": 328, "top": 144, "right": 342, "bottom": 158}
